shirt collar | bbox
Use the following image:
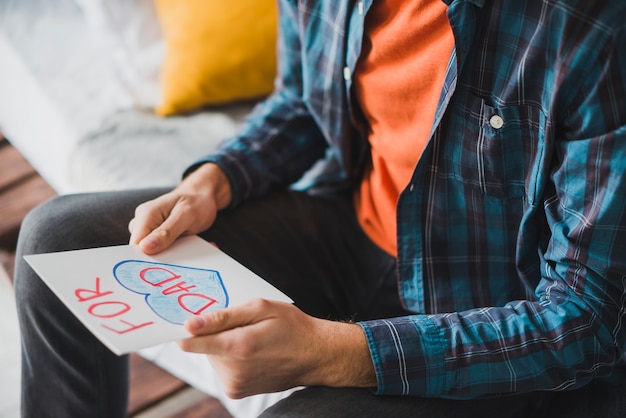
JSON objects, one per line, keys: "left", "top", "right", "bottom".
{"left": 441, "top": 0, "right": 485, "bottom": 7}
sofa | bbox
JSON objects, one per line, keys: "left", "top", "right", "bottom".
{"left": 0, "top": 0, "right": 297, "bottom": 415}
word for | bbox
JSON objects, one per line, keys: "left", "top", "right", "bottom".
{"left": 74, "top": 277, "right": 154, "bottom": 335}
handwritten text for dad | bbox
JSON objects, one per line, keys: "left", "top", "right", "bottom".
{"left": 73, "top": 261, "right": 230, "bottom": 335}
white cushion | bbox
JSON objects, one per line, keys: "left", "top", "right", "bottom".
{"left": 73, "top": 0, "right": 164, "bottom": 109}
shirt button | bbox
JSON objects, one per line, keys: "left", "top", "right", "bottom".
{"left": 343, "top": 67, "right": 351, "bottom": 81}
{"left": 489, "top": 115, "right": 504, "bottom": 129}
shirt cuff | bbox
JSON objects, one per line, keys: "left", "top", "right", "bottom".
{"left": 358, "top": 315, "right": 447, "bottom": 396}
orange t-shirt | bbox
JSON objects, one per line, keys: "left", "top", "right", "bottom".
{"left": 353, "top": 0, "right": 454, "bottom": 257}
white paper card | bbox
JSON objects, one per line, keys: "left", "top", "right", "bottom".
{"left": 24, "top": 235, "right": 293, "bottom": 355}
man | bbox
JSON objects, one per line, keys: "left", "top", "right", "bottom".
{"left": 15, "top": 0, "right": 626, "bottom": 417}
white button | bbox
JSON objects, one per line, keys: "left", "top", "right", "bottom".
{"left": 358, "top": 1, "right": 364, "bottom": 15}
{"left": 343, "top": 67, "right": 351, "bottom": 81}
{"left": 489, "top": 115, "right": 504, "bottom": 129}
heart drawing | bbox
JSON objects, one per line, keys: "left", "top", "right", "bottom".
{"left": 113, "top": 260, "right": 229, "bottom": 325}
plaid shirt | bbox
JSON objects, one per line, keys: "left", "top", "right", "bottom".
{"left": 195, "top": 0, "right": 626, "bottom": 398}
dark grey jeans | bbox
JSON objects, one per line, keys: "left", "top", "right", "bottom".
{"left": 14, "top": 189, "right": 626, "bottom": 417}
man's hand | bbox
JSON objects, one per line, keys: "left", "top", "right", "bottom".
{"left": 177, "top": 299, "right": 377, "bottom": 399}
{"left": 128, "top": 163, "right": 232, "bottom": 254}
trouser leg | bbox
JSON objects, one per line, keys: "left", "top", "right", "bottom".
{"left": 259, "top": 387, "right": 551, "bottom": 418}
{"left": 197, "top": 190, "right": 406, "bottom": 321}
{"left": 14, "top": 189, "right": 167, "bottom": 418}
{"left": 260, "top": 376, "right": 626, "bottom": 418}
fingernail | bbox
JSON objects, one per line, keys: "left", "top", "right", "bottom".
{"left": 186, "top": 315, "right": 205, "bottom": 330}
{"left": 141, "top": 236, "right": 159, "bottom": 251}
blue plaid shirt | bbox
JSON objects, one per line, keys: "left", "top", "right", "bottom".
{"left": 194, "top": 0, "right": 626, "bottom": 398}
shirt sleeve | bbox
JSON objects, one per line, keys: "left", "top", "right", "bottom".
{"left": 359, "top": 12, "right": 626, "bottom": 399}
{"left": 185, "top": 0, "right": 328, "bottom": 208}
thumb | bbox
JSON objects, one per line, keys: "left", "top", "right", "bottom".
{"left": 184, "top": 299, "right": 275, "bottom": 335}
{"left": 137, "top": 228, "right": 174, "bottom": 254}
{"left": 136, "top": 200, "right": 194, "bottom": 254}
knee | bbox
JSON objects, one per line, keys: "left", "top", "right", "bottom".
{"left": 17, "top": 194, "right": 84, "bottom": 255}
{"left": 14, "top": 196, "right": 70, "bottom": 303}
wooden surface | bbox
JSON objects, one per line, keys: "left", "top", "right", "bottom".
{"left": 0, "top": 135, "right": 231, "bottom": 417}
{"left": 0, "top": 137, "right": 57, "bottom": 249}
{"left": 128, "top": 353, "right": 188, "bottom": 415}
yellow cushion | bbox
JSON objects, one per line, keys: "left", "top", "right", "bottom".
{"left": 154, "top": 0, "right": 278, "bottom": 116}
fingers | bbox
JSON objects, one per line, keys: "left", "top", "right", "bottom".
{"left": 128, "top": 194, "right": 192, "bottom": 254}
{"left": 178, "top": 299, "right": 281, "bottom": 354}
{"left": 128, "top": 163, "right": 229, "bottom": 255}
{"left": 186, "top": 299, "right": 275, "bottom": 335}
{"left": 128, "top": 215, "right": 153, "bottom": 247}
{"left": 128, "top": 198, "right": 165, "bottom": 245}
{"left": 137, "top": 207, "right": 189, "bottom": 254}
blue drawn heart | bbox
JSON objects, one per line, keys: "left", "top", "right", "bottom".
{"left": 113, "top": 260, "right": 229, "bottom": 325}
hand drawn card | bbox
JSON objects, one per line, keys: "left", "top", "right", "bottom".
{"left": 24, "top": 235, "right": 293, "bottom": 355}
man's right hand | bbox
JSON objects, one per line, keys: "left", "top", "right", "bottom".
{"left": 128, "top": 162, "right": 232, "bottom": 255}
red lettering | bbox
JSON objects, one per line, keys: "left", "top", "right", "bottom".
{"left": 74, "top": 276, "right": 157, "bottom": 336}
{"left": 102, "top": 319, "right": 154, "bottom": 334}
{"left": 178, "top": 293, "right": 218, "bottom": 315}
{"left": 74, "top": 277, "right": 113, "bottom": 302}
{"left": 139, "top": 267, "right": 181, "bottom": 287}
{"left": 162, "top": 281, "right": 197, "bottom": 295}
{"left": 88, "top": 301, "right": 131, "bottom": 318}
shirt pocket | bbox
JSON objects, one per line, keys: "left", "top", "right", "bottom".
{"left": 442, "top": 92, "right": 546, "bottom": 201}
